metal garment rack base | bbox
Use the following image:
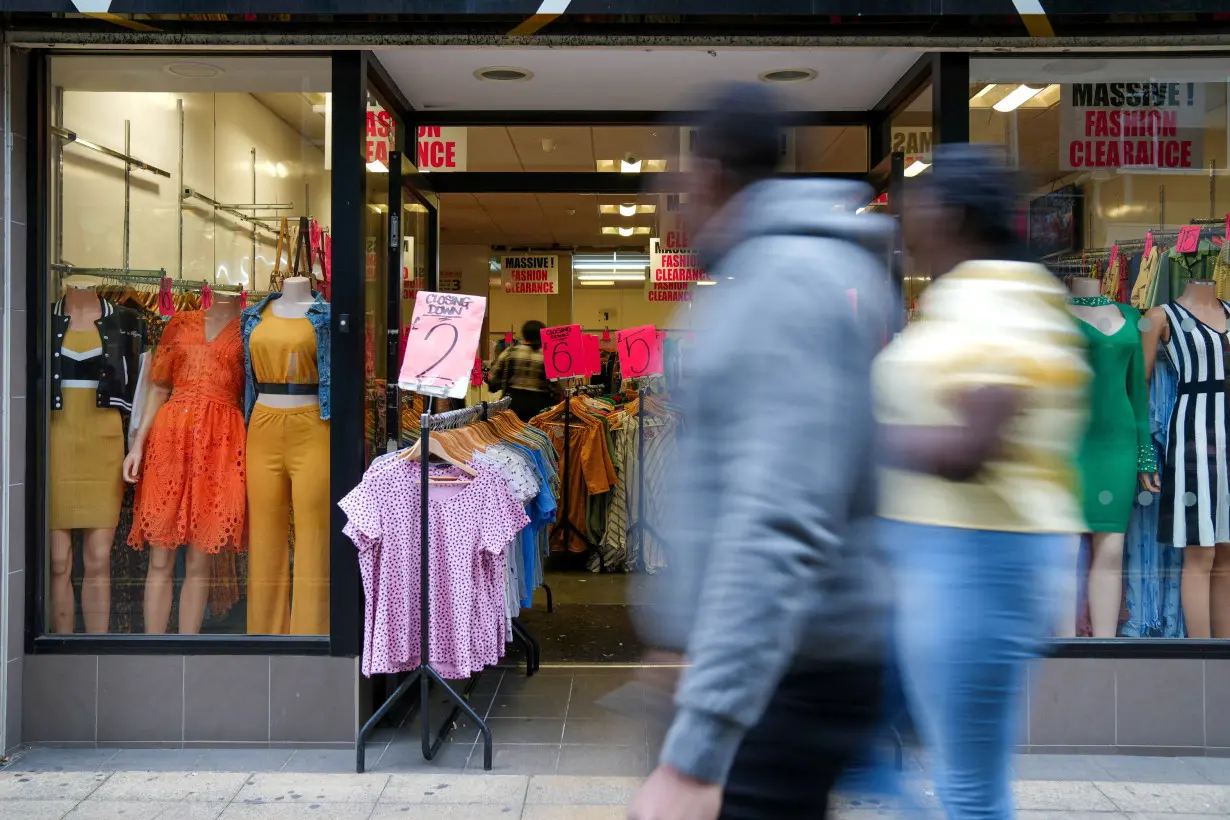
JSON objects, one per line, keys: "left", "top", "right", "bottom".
{"left": 356, "top": 395, "right": 541, "bottom": 773}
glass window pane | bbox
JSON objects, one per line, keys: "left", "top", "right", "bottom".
{"left": 46, "top": 55, "right": 332, "bottom": 636}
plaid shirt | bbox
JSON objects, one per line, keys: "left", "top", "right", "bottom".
{"left": 491, "top": 343, "right": 553, "bottom": 394}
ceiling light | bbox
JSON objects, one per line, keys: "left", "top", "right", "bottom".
{"left": 759, "top": 68, "right": 817, "bottom": 83}
{"left": 904, "top": 160, "right": 930, "bottom": 178}
{"left": 405, "top": 202, "right": 428, "bottom": 213}
{"left": 993, "top": 84, "right": 1043, "bottom": 113}
{"left": 600, "top": 203, "right": 656, "bottom": 215}
{"left": 617, "top": 227, "right": 635, "bottom": 237}
{"left": 577, "top": 272, "right": 646, "bottom": 282}
{"left": 621, "top": 159, "right": 642, "bottom": 173}
{"left": 970, "top": 84, "right": 997, "bottom": 100}
{"left": 574, "top": 260, "right": 650, "bottom": 270}
{"left": 596, "top": 159, "right": 666, "bottom": 173}
{"left": 366, "top": 159, "right": 388, "bottom": 173}
{"left": 579, "top": 280, "right": 616, "bottom": 287}
{"left": 164, "top": 61, "right": 224, "bottom": 78}
{"left": 474, "top": 66, "right": 534, "bottom": 82}
{"left": 695, "top": 280, "right": 716, "bottom": 286}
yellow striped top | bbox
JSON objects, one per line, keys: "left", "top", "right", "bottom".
{"left": 874, "top": 260, "right": 1091, "bottom": 533}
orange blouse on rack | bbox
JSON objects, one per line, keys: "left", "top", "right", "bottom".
{"left": 129, "top": 310, "right": 247, "bottom": 554}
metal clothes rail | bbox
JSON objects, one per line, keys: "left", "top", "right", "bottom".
{"left": 357, "top": 395, "right": 546, "bottom": 774}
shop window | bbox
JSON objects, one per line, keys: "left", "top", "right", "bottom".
{"left": 968, "top": 57, "right": 1230, "bottom": 640}
{"left": 413, "top": 125, "right": 868, "bottom": 174}
{"left": 44, "top": 55, "right": 332, "bottom": 636}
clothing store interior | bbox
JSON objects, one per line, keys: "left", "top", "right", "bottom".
{"left": 39, "top": 49, "right": 1230, "bottom": 691}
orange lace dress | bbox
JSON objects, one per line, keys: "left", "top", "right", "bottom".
{"left": 129, "top": 311, "right": 246, "bottom": 553}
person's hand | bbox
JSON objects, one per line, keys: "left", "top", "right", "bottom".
{"left": 628, "top": 764, "right": 722, "bottom": 820}
{"left": 122, "top": 444, "right": 143, "bottom": 484}
{"left": 1139, "top": 472, "right": 1161, "bottom": 494}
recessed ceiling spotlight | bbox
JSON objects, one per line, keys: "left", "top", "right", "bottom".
{"left": 474, "top": 66, "right": 534, "bottom": 82}
{"left": 619, "top": 203, "right": 637, "bottom": 217}
{"left": 165, "top": 61, "right": 224, "bottom": 78}
{"left": 759, "top": 68, "right": 817, "bottom": 84}
{"left": 618, "top": 227, "right": 635, "bottom": 237}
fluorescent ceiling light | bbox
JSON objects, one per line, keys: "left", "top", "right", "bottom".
{"left": 695, "top": 280, "right": 716, "bottom": 286}
{"left": 576, "top": 272, "right": 646, "bottom": 281}
{"left": 596, "top": 159, "right": 666, "bottom": 173}
{"left": 366, "top": 159, "right": 388, "bottom": 173}
{"left": 600, "top": 226, "right": 651, "bottom": 236}
{"left": 579, "top": 280, "right": 615, "bottom": 287}
{"left": 574, "top": 261, "right": 649, "bottom": 271}
{"left": 600, "top": 203, "right": 656, "bottom": 215}
{"left": 617, "top": 227, "right": 635, "bottom": 237}
{"left": 620, "top": 159, "right": 642, "bottom": 173}
{"left": 970, "top": 83, "right": 997, "bottom": 100}
{"left": 904, "top": 160, "right": 930, "bottom": 178}
{"left": 993, "top": 84, "right": 1043, "bottom": 113}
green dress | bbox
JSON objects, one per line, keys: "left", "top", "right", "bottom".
{"left": 1073, "top": 301, "right": 1157, "bottom": 532}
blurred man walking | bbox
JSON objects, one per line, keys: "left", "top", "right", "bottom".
{"left": 628, "top": 84, "right": 896, "bottom": 820}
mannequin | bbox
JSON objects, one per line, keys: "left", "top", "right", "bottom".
{"left": 49, "top": 280, "right": 144, "bottom": 633}
{"left": 243, "top": 275, "right": 331, "bottom": 634}
{"left": 124, "top": 292, "right": 245, "bottom": 634}
{"left": 1067, "top": 275, "right": 1153, "bottom": 637}
{"left": 1142, "top": 279, "right": 1230, "bottom": 638}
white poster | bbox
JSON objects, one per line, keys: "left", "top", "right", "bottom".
{"left": 501, "top": 253, "right": 559, "bottom": 295}
{"left": 648, "top": 237, "right": 708, "bottom": 304}
{"left": 1059, "top": 82, "right": 1205, "bottom": 171}
{"left": 417, "top": 126, "right": 468, "bottom": 172}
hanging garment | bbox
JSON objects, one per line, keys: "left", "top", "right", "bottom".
{"left": 1071, "top": 302, "right": 1156, "bottom": 532}
{"left": 128, "top": 311, "right": 247, "bottom": 554}
{"left": 50, "top": 327, "right": 125, "bottom": 530}
{"left": 340, "top": 460, "right": 528, "bottom": 678}
{"left": 1157, "top": 300, "right": 1230, "bottom": 546}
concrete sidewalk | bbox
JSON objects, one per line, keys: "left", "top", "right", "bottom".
{"left": 3, "top": 756, "right": 1230, "bottom": 818}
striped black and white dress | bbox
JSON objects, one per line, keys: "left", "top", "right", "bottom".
{"left": 1159, "top": 301, "right": 1230, "bottom": 547}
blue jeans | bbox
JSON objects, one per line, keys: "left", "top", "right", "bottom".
{"left": 882, "top": 520, "right": 1069, "bottom": 820}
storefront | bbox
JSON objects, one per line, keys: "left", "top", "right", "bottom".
{"left": 3, "top": 5, "right": 1230, "bottom": 761}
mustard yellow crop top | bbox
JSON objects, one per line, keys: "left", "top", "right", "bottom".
{"left": 249, "top": 307, "right": 319, "bottom": 388}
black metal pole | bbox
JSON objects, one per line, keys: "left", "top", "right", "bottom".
{"left": 637, "top": 385, "right": 647, "bottom": 572}
{"left": 419, "top": 397, "right": 433, "bottom": 761}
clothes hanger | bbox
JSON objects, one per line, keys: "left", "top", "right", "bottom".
{"left": 397, "top": 431, "right": 478, "bottom": 477}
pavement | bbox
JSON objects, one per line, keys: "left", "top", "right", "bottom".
{"left": 3, "top": 754, "right": 1230, "bottom": 818}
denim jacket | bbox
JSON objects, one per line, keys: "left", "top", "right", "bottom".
{"left": 241, "top": 292, "right": 331, "bottom": 423}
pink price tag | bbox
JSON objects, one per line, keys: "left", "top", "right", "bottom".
{"left": 398, "top": 291, "right": 487, "bottom": 400}
{"left": 1109, "top": 244, "right": 1120, "bottom": 268}
{"left": 201, "top": 283, "right": 214, "bottom": 309}
{"left": 1143, "top": 232, "right": 1154, "bottom": 257}
{"left": 504, "top": 331, "right": 514, "bottom": 345}
{"left": 470, "top": 356, "right": 483, "bottom": 387}
{"left": 601, "top": 328, "right": 611, "bottom": 343}
{"left": 158, "top": 276, "right": 175, "bottom": 318}
{"left": 582, "top": 334, "right": 602, "bottom": 376}
{"left": 541, "top": 324, "right": 584, "bottom": 380}
{"left": 617, "top": 324, "right": 664, "bottom": 379}
{"left": 1176, "top": 225, "right": 1201, "bottom": 253}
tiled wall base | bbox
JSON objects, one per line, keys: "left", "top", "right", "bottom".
{"left": 21, "top": 655, "right": 358, "bottom": 747}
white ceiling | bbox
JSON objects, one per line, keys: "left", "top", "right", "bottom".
{"left": 376, "top": 47, "right": 924, "bottom": 111}
{"left": 441, "top": 193, "right": 657, "bottom": 249}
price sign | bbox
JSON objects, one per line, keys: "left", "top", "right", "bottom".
{"left": 583, "top": 334, "right": 602, "bottom": 376}
{"left": 470, "top": 356, "right": 484, "bottom": 387}
{"left": 542, "top": 324, "right": 584, "bottom": 380}
{"left": 504, "top": 331, "right": 514, "bottom": 345}
{"left": 617, "top": 324, "right": 664, "bottom": 379}
{"left": 601, "top": 328, "right": 611, "bottom": 342}
{"left": 1143, "top": 231, "right": 1154, "bottom": 257}
{"left": 398, "top": 291, "right": 487, "bottom": 399}
{"left": 158, "top": 276, "right": 175, "bottom": 318}
{"left": 1176, "top": 225, "right": 1201, "bottom": 253}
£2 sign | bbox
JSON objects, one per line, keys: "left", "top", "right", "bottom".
{"left": 398, "top": 291, "right": 486, "bottom": 400}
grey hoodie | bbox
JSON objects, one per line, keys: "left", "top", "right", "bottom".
{"left": 633, "top": 178, "right": 896, "bottom": 785}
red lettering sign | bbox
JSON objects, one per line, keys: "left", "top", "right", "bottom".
{"left": 541, "top": 324, "right": 584, "bottom": 380}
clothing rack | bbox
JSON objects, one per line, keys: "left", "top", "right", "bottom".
{"left": 52, "top": 125, "right": 171, "bottom": 179}
{"left": 357, "top": 395, "right": 542, "bottom": 775}
{"left": 182, "top": 187, "right": 286, "bottom": 238}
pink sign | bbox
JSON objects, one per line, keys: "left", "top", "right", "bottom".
{"left": 541, "top": 324, "right": 583, "bottom": 380}
{"left": 398, "top": 291, "right": 487, "bottom": 400}
{"left": 617, "top": 325, "right": 664, "bottom": 379}
{"left": 1143, "top": 231, "right": 1154, "bottom": 257}
{"left": 1176, "top": 225, "right": 1201, "bottom": 253}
